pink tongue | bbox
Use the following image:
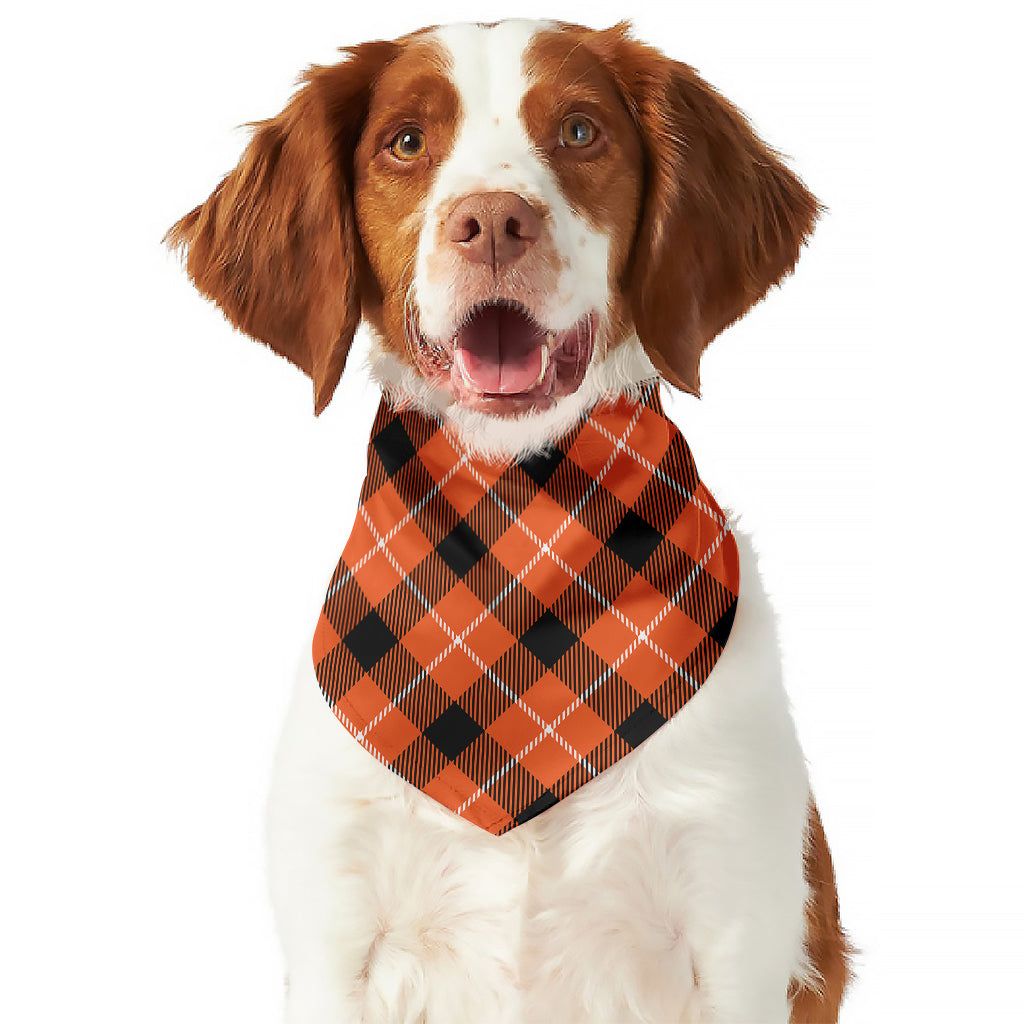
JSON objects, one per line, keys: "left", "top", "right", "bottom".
{"left": 455, "top": 305, "right": 546, "bottom": 394}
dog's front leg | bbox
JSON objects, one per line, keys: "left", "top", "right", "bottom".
{"left": 519, "top": 530, "right": 814, "bottom": 1024}
{"left": 268, "top": 656, "right": 529, "bottom": 1024}
{"left": 267, "top": 663, "right": 388, "bottom": 1022}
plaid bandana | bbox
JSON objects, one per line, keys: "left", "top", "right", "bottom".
{"left": 312, "top": 386, "right": 739, "bottom": 835}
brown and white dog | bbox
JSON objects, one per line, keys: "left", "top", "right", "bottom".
{"left": 168, "top": 18, "right": 850, "bottom": 1023}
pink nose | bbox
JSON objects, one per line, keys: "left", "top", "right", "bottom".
{"left": 445, "top": 191, "right": 542, "bottom": 269}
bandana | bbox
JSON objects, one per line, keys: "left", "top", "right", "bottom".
{"left": 312, "top": 386, "right": 739, "bottom": 835}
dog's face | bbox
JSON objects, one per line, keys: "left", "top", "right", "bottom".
{"left": 352, "top": 22, "right": 644, "bottom": 419}
{"left": 168, "top": 19, "right": 817, "bottom": 439}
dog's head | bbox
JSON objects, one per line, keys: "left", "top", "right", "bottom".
{"left": 168, "top": 20, "right": 817, "bottom": 452}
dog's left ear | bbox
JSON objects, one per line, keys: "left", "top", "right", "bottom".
{"left": 165, "top": 42, "right": 398, "bottom": 414}
{"left": 588, "top": 25, "right": 820, "bottom": 394}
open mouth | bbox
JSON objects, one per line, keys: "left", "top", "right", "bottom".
{"left": 412, "top": 300, "right": 594, "bottom": 413}
{"left": 455, "top": 302, "right": 550, "bottom": 394}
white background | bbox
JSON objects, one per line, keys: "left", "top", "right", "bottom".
{"left": 1, "top": 1, "right": 1020, "bottom": 1020}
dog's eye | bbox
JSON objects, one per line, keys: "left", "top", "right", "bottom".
{"left": 389, "top": 127, "right": 427, "bottom": 162}
{"left": 559, "top": 114, "right": 598, "bottom": 149}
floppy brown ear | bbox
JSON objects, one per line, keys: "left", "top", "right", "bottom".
{"left": 589, "top": 25, "right": 820, "bottom": 393}
{"left": 165, "top": 41, "right": 397, "bottom": 414}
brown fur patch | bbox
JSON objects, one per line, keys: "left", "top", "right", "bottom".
{"left": 353, "top": 38, "right": 461, "bottom": 357}
{"left": 790, "top": 801, "right": 853, "bottom": 1023}
{"left": 165, "top": 40, "right": 401, "bottom": 414}
{"left": 521, "top": 29, "right": 644, "bottom": 353}
{"left": 576, "top": 23, "right": 821, "bottom": 394}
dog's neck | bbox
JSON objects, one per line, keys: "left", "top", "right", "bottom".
{"left": 368, "top": 334, "right": 661, "bottom": 463}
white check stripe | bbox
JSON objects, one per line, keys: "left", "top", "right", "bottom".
{"left": 340, "top": 404, "right": 649, "bottom": 769}
{"left": 325, "top": 451, "right": 469, "bottom": 600}
{"left": 588, "top": 418, "right": 727, "bottom": 528}
{"left": 459, "top": 397, "right": 684, "bottom": 666}
{"left": 467, "top": 468, "right": 682, "bottom": 669}
{"left": 335, "top": 705, "right": 386, "bottom": 764}
{"left": 454, "top": 401, "right": 658, "bottom": 815}
{"left": 331, "top": 389, "right": 732, "bottom": 827}
{"left": 349, "top": 400, "right": 652, "bottom": 795}
{"left": 562, "top": 522, "right": 728, "bottom": 710}
{"left": 456, "top": 517, "right": 733, "bottom": 818}
{"left": 351, "top": 505, "right": 592, "bottom": 771}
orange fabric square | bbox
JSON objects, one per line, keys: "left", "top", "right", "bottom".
{"left": 648, "top": 605, "right": 705, "bottom": 664}
{"left": 517, "top": 515, "right": 601, "bottom": 601}
{"left": 366, "top": 707, "right": 419, "bottom": 762}
{"left": 441, "top": 467, "right": 485, "bottom": 516}
{"left": 472, "top": 457, "right": 507, "bottom": 490}
{"left": 488, "top": 702, "right": 541, "bottom": 757}
{"left": 523, "top": 672, "right": 575, "bottom": 723}
{"left": 519, "top": 552, "right": 574, "bottom": 602}
{"left": 402, "top": 614, "right": 449, "bottom": 671}
{"left": 518, "top": 735, "right": 577, "bottom": 787}
{"left": 403, "top": 598, "right": 511, "bottom": 689}
{"left": 599, "top": 453, "right": 653, "bottom": 507}
{"left": 665, "top": 498, "right": 704, "bottom": 557}
{"left": 518, "top": 491, "right": 570, "bottom": 542}
{"left": 360, "top": 481, "right": 405, "bottom": 535}
{"left": 491, "top": 524, "right": 536, "bottom": 578}
{"left": 417, "top": 431, "right": 461, "bottom": 485}
{"left": 464, "top": 614, "right": 515, "bottom": 665}
{"left": 567, "top": 421, "right": 616, "bottom": 473}
{"left": 341, "top": 676, "right": 391, "bottom": 729}
{"left": 352, "top": 549, "right": 402, "bottom": 605}
{"left": 311, "top": 613, "right": 341, "bottom": 667}
{"left": 616, "top": 644, "right": 673, "bottom": 698}
{"left": 430, "top": 645, "right": 484, "bottom": 699}
{"left": 558, "top": 701, "right": 612, "bottom": 755}
{"left": 340, "top": 512, "right": 377, "bottom": 565}
{"left": 386, "top": 516, "right": 431, "bottom": 572}
{"left": 613, "top": 575, "right": 673, "bottom": 631}
{"left": 582, "top": 613, "right": 635, "bottom": 666}
{"left": 551, "top": 518, "right": 602, "bottom": 574}
{"left": 669, "top": 485, "right": 729, "bottom": 568}
{"left": 433, "top": 583, "right": 487, "bottom": 635}
{"left": 631, "top": 405, "right": 672, "bottom": 465}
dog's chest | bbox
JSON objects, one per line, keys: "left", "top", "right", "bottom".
{"left": 312, "top": 387, "right": 739, "bottom": 835}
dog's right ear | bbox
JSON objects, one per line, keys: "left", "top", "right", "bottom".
{"left": 165, "top": 41, "right": 398, "bottom": 414}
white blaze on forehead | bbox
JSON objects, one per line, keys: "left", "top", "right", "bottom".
{"left": 431, "top": 20, "right": 550, "bottom": 193}
{"left": 415, "top": 19, "right": 612, "bottom": 341}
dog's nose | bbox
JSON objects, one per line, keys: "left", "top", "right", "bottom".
{"left": 445, "top": 191, "right": 542, "bottom": 269}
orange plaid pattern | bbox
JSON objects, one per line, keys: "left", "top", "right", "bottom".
{"left": 313, "top": 386, "right": 739, "bottom": 835}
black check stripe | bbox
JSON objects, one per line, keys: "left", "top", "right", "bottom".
{"left": 312, "top": 386, "right": 740, "bottom": 835}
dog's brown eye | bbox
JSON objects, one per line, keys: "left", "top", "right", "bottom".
{"left": 389, "top": 127, "right": 427, "bottom": 162}
{"left": 559, "top": 114, "right": 598, "bottom": 149}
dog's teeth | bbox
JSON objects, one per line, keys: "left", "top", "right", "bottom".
{"left": 537, "top": 343, "right": 550, "bottom": 385}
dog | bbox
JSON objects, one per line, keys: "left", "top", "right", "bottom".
{"left": 168, "top": 18, "right": 850, "bottom": 1023}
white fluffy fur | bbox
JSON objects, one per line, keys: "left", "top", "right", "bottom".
{"left": 266, "top": 19, "right": 816, "bottom": 1023}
